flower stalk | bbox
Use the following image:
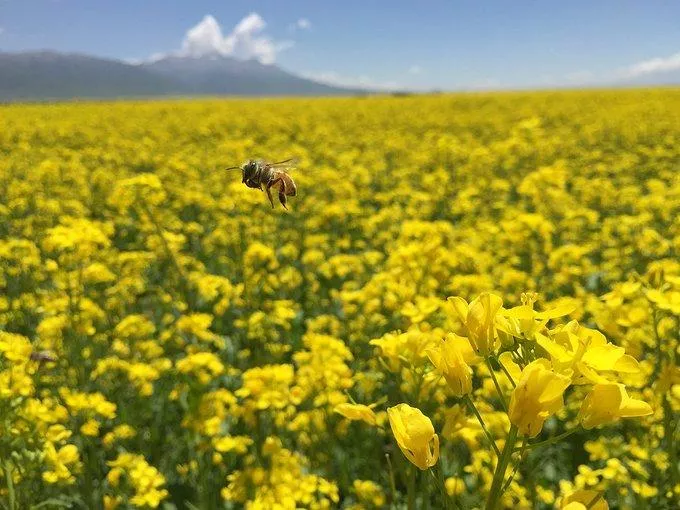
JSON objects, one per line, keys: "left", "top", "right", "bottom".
{"left": 486, "top": 425, "right": 518, "bottom": 510}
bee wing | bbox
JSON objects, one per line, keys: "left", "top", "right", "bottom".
{"left": 267, "top": 158, "right": 300, "bottom": 169}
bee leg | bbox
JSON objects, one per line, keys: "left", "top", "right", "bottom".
{"left": 284, "top": 175, "right": 297, "bottom": 197}
{"left": 266, "top": 178, "right": 281, "bottom": 209}
{"left": 265, "top": 184, "right": 275, "bottom": 208}
{"left": 279, "top": 179, "right": 288, "bottom": 210}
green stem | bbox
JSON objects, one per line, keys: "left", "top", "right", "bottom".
{"left": 463, "top": 395, "right": 501, "bottom": 458}
{"left": 650, "top": 307, "right": 666, "bottom": 380}
{"left": 663, "top": 394, "right": 678, "bottom": 503}
{"left": 516, "top": 428, "right": 579, "bottom": 451}
{"left": 429, "top": 467, "right": 457, "bottom": 510}
{"left": 486, "top": 425, "right": 518, "bottom": 510}
{"left": 3, "top": 460, "right": 16, "bottom": 510}
{"left": 652, "top": 308, "right": 679, "bottom": 506}
{"left": 385, "top": 454, "right": 398, "bottom": 506}
{"left": 498, "top": 361, "right": 516, "bottom": 388}
{"left": 485, "top": 357, "right": 508, "bottom": 412}
{"left": 407, "top": 463, "right": 416, "bottom": 510}
{"left": 140, "top": 202, "right": 194, "bottom": 309}
{"left": 585, "top": 492, "right": 603, "bottom": 509}
{"left": 501, "top": 438, "right": 527, "bottom": 494}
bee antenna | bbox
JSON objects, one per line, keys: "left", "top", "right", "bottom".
{"left": 225, "top": 165, "right": 242, "bottom": 171}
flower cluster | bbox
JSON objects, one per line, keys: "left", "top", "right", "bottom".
{"left": 0, "top": 90, "right": 678, "bottom": 508}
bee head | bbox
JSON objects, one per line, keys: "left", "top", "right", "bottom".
{"left": 242, "top": 160, "right": 260, "bottom": 187}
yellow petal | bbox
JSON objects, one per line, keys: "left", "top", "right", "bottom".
{"left": 536, "top": 332, "right": 571, "bottom": 363}
{"left": 430, "top": 434, "right": 440, "bottom": 467}
{"left": 613, "top": 354, "right": 640, "bottom": 373}
{"left": 447, "top": 296, "right": 469, "bottom": 323}
{"left": 445, "top": 333, "right": 477, "bottom": 364}
{"left": 619, "top": 397, "right": 653, "bottom": 418}
{"left": 426, "top": 347, "right": 443, "bottom": 370}
{"left": 58, "top": 444, "right": 80, "bottom": 464}
{"left": 535, "top": 303, "right": 575, "bottom": 320}
{"left": 644, "top": 289, "right": 666, "bottom": 305}
{"left": 575, "top": 361, "right": 609, "bottom": 384}
{"left": 538, "top": 372, "right": 571, "bottom": 404}
{"left": 502, "top": 304, "right": 534, "bottom": 320}
{"left": 561, "top": 489, "right": 608, "bottom": 510}
{"left": 582, "top": 344, "right": 625, "bottom": 371}
{"left": 498, "top": 351, "right": 521, "bottom": 383}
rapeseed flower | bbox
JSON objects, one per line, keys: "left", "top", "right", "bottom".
{"left": 448, "top": 292, "right": 503, "bottom": 355}
{"left": 426, "top": 333, "right": 475, "bottom": 396}
{"left": 1, "top": 90, "right": 676, "bottom": 509}
{"left": 506, "top": 359, "right": 571, "bottom": 437}
{"left": 387, "top": 403, "right": 439, "bottom": 470}
{"left": 579, "top": 383, "right": 653, "bottom": 429}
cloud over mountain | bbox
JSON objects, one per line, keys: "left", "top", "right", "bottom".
{"left": 151, "top": 13, "right": 293, "bottom": 65}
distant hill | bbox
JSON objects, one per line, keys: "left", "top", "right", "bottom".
{"left": 142, "top": 54, "right": 362, "bottom": 96}
{"left": 0, "top": 51, "right": 365, "bottom": 101}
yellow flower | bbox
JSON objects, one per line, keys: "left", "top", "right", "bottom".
{"left": 352, "top": 479, "right": 385, "bottom": 507}
{"left": 631, "top": 480, "right": 658, "bottom": 498}
{"left": 537, "top": 321, "right": 640, "bottom": 383}
{"left": 235, "top": 364, "right": 296, "bottom": 411}
{"left": 106, "top": 453, "right": 169, "bottom": 509}
{"left": 387, "top": 403, "right": 439, "bottom": 470}
{"left": 370, "top": 327, "right": 441, "bottom": 370}
{"left": 130, "top": 488, "right": 169, "bottom": 509}
{"left": 0, "top": 332, "right": 33, "bottom": 362}
{"left": 175, "top": 313, "right": 223, "bottom": 348}
{"left": 448, "top": 292, "right": 503, "bottom": 355}
{"left": 507, "top": 359, "right": 571, "bottom": 437}
{"left": 42, "top": 443, "right": 81, "bottom": 485}
{"left": 656, "top": 362, "right": 680, "bottom": 393}
{"left": 445, "top": 476, "right": 466, "bottom": 496}
{"left": 558, "top": 490, "right": 608, "bottom": 510}
{"left": 212, "top": 435, "right": 253, "bottom": 454}
{"left": 645, "top": 288, "right": 680, "bottom": 315}
{"left": 426, "top": 333, "right": 475, "bottom": 396}
{"left": 578, "top": 383, "right": 653, "bottom": 429}
{"left": 107, "top": 467, "right": 123, "bottom": 487}
{"left": 103, "top": 495, "right": 122, "bottom": 510}
{"left": 102, "top": 424, "right": 137, "bottom": 448}
{"left": 176, "top": 351, "right": 225, "bottom": 384}
{"left": 335, "top": 403, "right": 379, "bottom": 426}
{"left": 501, "top": 292, "right": 573, "bottom": 339}
{"left": 59, "top": 388, "right": 117, "bottom": 419}
{"left": 0, "top": 366, "right": 34, "bottom": 399}
{"left": 80, "top": 419, "right": 100, "bottom": 437}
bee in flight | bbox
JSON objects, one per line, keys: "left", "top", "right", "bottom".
{"left": 226, "top": 158, "right": 298, "bottom": 210}
{"left": 30, "top": 350, "right": 57, "bottom": 364}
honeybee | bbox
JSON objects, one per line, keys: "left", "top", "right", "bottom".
{"left": 226, "top": 158, "right": 298, "bottom": 209}
{"left": 30, "top": 350, "right": 57, "bottom": 363}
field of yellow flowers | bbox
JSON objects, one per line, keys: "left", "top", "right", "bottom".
{"left": 1, "top": 89, "right": 679, "bottom": 510}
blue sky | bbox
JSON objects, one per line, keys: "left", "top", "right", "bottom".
{"left": 1, "top": 1, "right": 679, "bottom": 90}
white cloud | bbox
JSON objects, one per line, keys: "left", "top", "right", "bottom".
{"left": 296, "top": 18, "right": 311, "bottom": 30}
{"left": 288, "top": 17, "right": 311, "bottom": 33}
{"left": 180, "top": 15, "right": 226, "bottom": 57}
{"left": 408, "top": 65, "right": 422, "bottom": 75}
{"left": 150, "top": 13, "right": 293, "bottom": 64}
{"left": 622, "top": 51, "right": 680, "bottom": 78}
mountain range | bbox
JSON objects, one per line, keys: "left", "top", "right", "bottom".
{"left": 1, "top": 50, "right": 678, "bottom": 102}
{"left": 0, "top": 51, "right": 366, "bottom": 101}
